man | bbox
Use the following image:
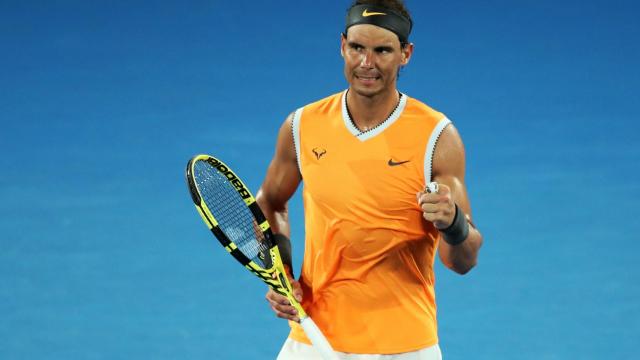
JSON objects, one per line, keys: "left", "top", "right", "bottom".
{"left": 256, "top": 1, "right": 483, "bottom": 359}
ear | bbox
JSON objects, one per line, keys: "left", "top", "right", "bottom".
{"left": 340, "top": 32, "right": 347, "bottom": 58}
{"left": 401, "top": 42, "right": 414, "bottom": 65}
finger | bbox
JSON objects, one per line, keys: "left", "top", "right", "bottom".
{"left": 291, "top": 280, "right": 303, "bottom": 302}
{"left": 271, "top": 303, "right": 300, "bottom": 323}
{"left": 284, "top": 275, "right": 302, "bottom": 302}
{"left": 422, "top": 212, "right": 440, "bottom": 223}
{"left": 271, "top": 302, "right": 299, "bottom": 316}
{"left": 278, "top": 313, "right": 300, "bottom": 323}
{"left": 273, "top": 306, "right": 300, "bottom": 322}
{"left": 417, "top": 193, "right": 441, "bottom": 206}
{"left": 421, "top": 201, "right": 454, "bottom": 216}
{"left": 266, "top": 296, "right": 290, "bottom": 309}
{"left": 422, "top": 213, "right": 450, "bottom": 229}
{"left": 421, "top": 207, "right": 449, "bottom": 222}
{"left": 266, "top": 290, "right": 291, "bottom": 306}
{"left": 423, "top": 200, "right": 455, "bottom": 215}
{"left": 420, "top": 203, "right": 442, "bottom": 214}
{"left": 265, "top": 289, "right": 285, "bottom": 301}
{"left": 266, "top": 288, "right": 299, "bottom": 310}
{"left": 422, "top": 203, "right": 456, "bottom": 227}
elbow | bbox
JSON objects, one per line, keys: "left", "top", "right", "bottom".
{"left": 448, "top": 259, "right": 477, "bottom": 275}
{"left": 440, "top": 232, "right": 482, "bottom": 275}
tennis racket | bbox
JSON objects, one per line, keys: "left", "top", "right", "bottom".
{"left": 185, "top": 154, "right": 339, "bottom": 360}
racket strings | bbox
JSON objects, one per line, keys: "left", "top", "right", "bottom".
{"left": 194, "top": 161, "right": 272, "bottom": 269}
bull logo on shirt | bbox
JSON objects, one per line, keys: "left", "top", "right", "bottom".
{"left": 312, "top": 147, "right": 327, "bottom": 160}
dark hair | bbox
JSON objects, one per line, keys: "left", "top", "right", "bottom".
{"left": 348, "top": 0, "right": 412, "bottom": 24}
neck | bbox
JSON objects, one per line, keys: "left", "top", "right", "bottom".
{"left": 346, "top": 88, "right": 400, "bottom": 131}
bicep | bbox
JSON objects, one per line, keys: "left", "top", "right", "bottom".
{"left": 432, "top": 124, "right": 472, "bottom": 217}
{"left": 257, "top": 114, "right": 302, "bottom": 213}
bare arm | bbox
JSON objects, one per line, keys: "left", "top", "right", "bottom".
{"left": 255, "top": 113, "right": 302, "bottom": 237}
{"left": 257, "top": 113, "right": 304, "bottom": 321}
{"left": 418, "top": 124, "right": 483, "bottom": 274}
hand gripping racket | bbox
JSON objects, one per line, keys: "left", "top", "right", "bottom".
{"left": 185, "top": 154, "right": 339, "bottom": 360}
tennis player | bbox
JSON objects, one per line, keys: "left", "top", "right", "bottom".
{"left": 257, "top": 1, "right": 483, "bottom": 358}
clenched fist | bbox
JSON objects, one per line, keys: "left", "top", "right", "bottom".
{"left": 417, "top": 182, "right": 456, "bottom": 230}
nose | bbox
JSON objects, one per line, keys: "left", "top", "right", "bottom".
{"left": 359, "top": 50, "right": 374, "bottom": 68}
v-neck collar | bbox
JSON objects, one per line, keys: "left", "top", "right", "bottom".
{"left": 341, "top": 90, "right": 408, "bottom": 141}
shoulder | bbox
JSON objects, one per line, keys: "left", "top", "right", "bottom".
{"left": 297, "top": 91, "right": 345, "bottom": 114}
{"left": 402, "top": 94, "right": 447, "bottom": 125}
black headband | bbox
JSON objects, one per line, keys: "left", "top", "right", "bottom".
{"left": 345, "top": 4, "right": 413, "bottom": 43}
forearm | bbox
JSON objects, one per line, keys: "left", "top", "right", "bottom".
{"left": 255, "top": 191, "right": 295, "bottom": 274}
{"left": 255, "top": 191, "right": 291, "bottom": 237}
{"left": 439, "top": 222, "right": 482, "bottom": 274}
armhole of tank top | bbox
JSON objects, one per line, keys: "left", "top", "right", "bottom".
{"left": 424, "top": 117, "right": 452, "bottom": 184}
{"left": 291, "top": 108, "right": 304, "bottom": 175}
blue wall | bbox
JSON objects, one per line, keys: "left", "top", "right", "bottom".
{"left": 1, "top": 1, "right": 638, "bottom": 358}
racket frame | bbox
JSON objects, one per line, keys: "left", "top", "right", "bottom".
{"left": 186, "top": 154, "right": 307, "bottom": 317}
{"left": 186, "top": 154, "right": 340, "bottom": 360}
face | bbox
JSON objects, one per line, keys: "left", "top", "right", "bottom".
{"left": 341, "top": 24, "right": 413, "bottom": 98}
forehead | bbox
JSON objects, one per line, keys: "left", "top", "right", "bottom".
{"left": 345, "top": 24, "right": 400, "bottom": 46}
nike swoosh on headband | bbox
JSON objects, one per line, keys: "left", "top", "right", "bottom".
{"left": 362, "top": 9, "right": 386, "bottom": 17}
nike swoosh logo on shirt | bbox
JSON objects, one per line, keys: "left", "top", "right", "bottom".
{"left": 388, "top": 159, "right": 410, "bottom": 166}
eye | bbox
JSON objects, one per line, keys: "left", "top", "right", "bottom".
{"left": 348, "top": 42, "right": 365, "bottom": 52}
{"left": 375, "top": 47, "right": 393, "bottom": 54}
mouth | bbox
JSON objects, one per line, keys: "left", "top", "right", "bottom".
{"left": 355, "top": 74, "right": 381, "bottom": 84}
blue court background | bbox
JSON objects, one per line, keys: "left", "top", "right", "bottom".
{"left": 1, "top": 0, "right": 639, "bottom": 359}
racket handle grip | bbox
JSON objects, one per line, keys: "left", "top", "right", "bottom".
{"left": 299, "top": 317, "right": 340, "bottom": 360}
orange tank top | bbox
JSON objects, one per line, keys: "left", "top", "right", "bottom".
{"left": 289, "top": 90, "right": 451, "bottom": 354}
